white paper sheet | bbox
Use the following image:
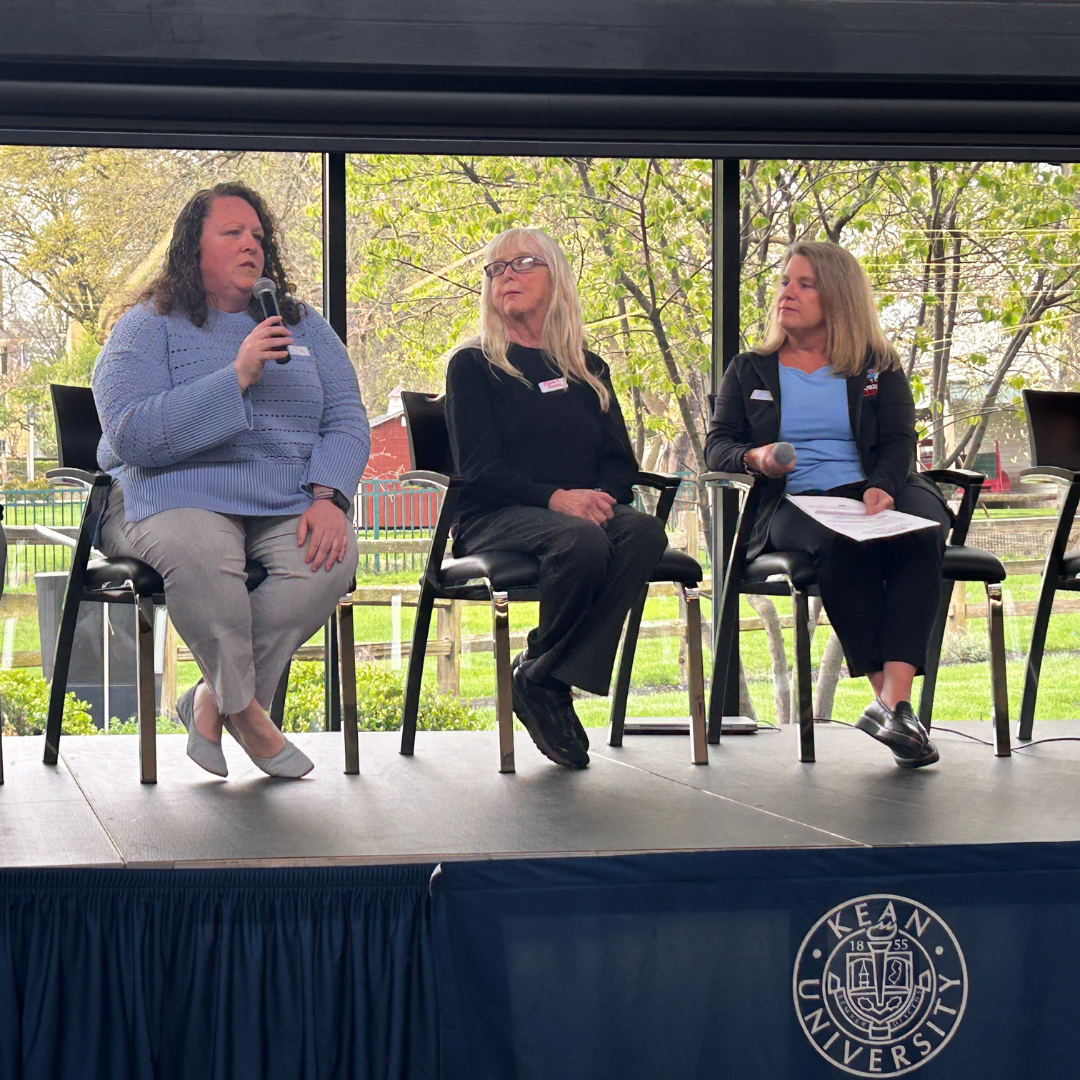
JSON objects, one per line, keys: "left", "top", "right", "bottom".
{"left": 786, "top": 495, "right": 939, "bottom": 542}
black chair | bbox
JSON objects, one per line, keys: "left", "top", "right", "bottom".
{"left": 705, "top": 467, "right": 1009, "bottom": 760}
{"left": 392, "top": 391, "right": 708, "bottom": 772}
{"left": 41, "top": 385, "right": 277, "bottom": 782}
{"left": 1017, "top": 389, "right": 1080, "bottom": 740}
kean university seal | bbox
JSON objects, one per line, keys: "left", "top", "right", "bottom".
{"left": 793, "top": 894, "right": 967, "bottom": 1076}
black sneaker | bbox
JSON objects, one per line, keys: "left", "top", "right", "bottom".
{"left": 856, "top": 699, "right": 940, "bottom": 769}
{"left": 510, "top": 659, "right": 590, "bottom": 769}
{"left": 511, "top": 653, "right": 589, "bottom": 751}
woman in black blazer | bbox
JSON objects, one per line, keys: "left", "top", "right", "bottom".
{"left": 706, "top": 241, "right": 949, "bottom": 768}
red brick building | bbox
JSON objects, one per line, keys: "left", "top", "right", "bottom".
{"left": 358, "top": 388, "right": 438, "bottom": 528}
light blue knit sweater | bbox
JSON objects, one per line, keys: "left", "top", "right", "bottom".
{"left": 93, "top": 303, "right": 369, "bottom": 522}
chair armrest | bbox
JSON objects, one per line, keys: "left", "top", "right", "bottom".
{"left": 922, "top": 468, "right": 986, "bottom": 488}
{"left": 633, "top": 471, "right": 682, "bottom": 492}
{"left": 699, "top": 470, "right": 757, "bottom": 493}
{"left": 32, "top": 524, "right": 79, "bottom": 549}
{"left": 400, "top": 470, "right": 457, "bottom": 491}
{"left": 45, "top": 468, "right": 107, "bottom": 490}
{"left": 1019, "top": 466, "right": 1080, "bottom": 485}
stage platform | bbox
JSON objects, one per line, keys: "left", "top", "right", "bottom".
{"left": 3, "top": 720, "right": 1080, "bottom": 869}
{"left": 4, "top": 723, "right": 1080, "bottom": 1080}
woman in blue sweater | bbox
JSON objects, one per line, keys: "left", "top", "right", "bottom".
{"left": 93, "top": 182, "right": 369, "bottom": 778}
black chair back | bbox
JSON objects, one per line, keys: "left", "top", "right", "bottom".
{"left": 1024, "top": 389, "right": 1080, "bottom": 471}
{"left": 51, "top": 385, "right": 102, "bottom": 471}
{"left": 401, "top": 392, "right": 455, "bottom": 475}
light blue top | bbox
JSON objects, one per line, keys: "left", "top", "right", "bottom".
{"left": 93, "top": 303, "right": 370, "bottom": 522}
{"left": 778, "top": 363, "right": 864, "bottom": 493}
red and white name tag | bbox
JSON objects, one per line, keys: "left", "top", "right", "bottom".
{"left": 538, "top": 377, "right": 568, "bottom": 393}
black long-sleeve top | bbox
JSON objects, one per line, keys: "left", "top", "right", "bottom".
{"left": 705, "top": 349, "right": 944, "bottom": 559}
{"left": 445, "top": 344, "right": 639, "bottom": 525}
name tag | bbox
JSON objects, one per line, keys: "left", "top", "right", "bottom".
{"left": 538, "top": 377, "right": 568, "bottom": 393}
{"left": 287, "top": 345, "right": 310, "bottom": 357}
{"left": 751, "top": 388, "right": 774, "bottom": 401}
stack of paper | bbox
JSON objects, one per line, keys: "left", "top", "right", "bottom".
{"left": 787, "top": 495, "right": 939, "bottom": 542}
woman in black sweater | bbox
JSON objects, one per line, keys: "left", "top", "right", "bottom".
{"left": 446, "top": 228, "right": 668, "bottom": 769}
{"left": 706, "top": 241, "right": 949, "bottom": 768}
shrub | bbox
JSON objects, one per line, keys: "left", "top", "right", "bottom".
{"left": 0, "top": 669, "right": 95, "bottom": 736}
{"left": 106, "top": 716, "right": 185, "bottom": 735}
{"left": 282, "top": 661, "right": 485, "bottom": 732}
{"left": 941, "top": 631, "right": 990, "bottom": 666}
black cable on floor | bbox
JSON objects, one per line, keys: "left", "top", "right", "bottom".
{"left": 934, "top": 726, "right": 995, "bottom": 746}
{"left": 1014, "top": 736, "right": 1080, "bottom": 748}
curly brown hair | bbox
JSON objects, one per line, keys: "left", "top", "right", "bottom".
{"left": 134, "top": 182, "right": 304, "bottom": 327}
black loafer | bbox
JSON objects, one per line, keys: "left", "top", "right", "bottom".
{"left": 511, "top": 653, "right": 589, "bottom": 751}
{"left": 510, "top": 660, "right": 590, "bottom": 769}
{"left": 856, "top": 699, "right": 940, "bottom": 769}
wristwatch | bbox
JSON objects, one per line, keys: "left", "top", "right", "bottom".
{"left": 314, "top": 486, "right": 351, "bottom": 513}
{"left": 326, "top": 488, "right": 351, "bottom": 513}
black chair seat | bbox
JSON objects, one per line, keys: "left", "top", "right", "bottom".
{"left": 1059, "top": 549, "right": 1080, "bottom": 579}
{"left": 943, "top": 545, "right": 1005, "bottom": 583}
{"left": 743, "top": 550, "right": 819, "bottom": 591}
{"left": 84, "top": 557, "right": 164, "bottom": 596}
{"left": 439, "top": 545, "right": 701, "bottom": 593}
{"left": 650, "top": 548, "right": 702, "bottom": 585}
{"left": 439, "top": 551, "right": 541, "bottom": 592}
{"left": 84, "top": 557, "right": 268, "bottom": 597}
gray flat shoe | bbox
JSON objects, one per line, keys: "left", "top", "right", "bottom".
{"left": 223, "top": 718, "right": 314, "bottom": 778}
{"left": 175, "top": 682, "right": 228, "bottom": 777}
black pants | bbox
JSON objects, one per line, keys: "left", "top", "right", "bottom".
{"left": 455, "top": 504, "right": 668, "bottom": 696}
{"left": 766, "top": 481, "right": 950, "bottom": 677}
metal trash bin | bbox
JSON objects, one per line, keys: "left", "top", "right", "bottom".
{"left": 35, "top": 571, "right": 162, "bottom": 729}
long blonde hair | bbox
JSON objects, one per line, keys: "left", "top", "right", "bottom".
{"left": 466, "top": 227, "right": 611, "bottom": 410}
{"left": 756, "top": 240, "right": 899, "bottom": 376}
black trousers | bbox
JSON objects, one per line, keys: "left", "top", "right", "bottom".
{"left": 766, "top": 481, "right": 950, "bottom": 677}
{"left": 455, "top": 504, "right": 668, "bottom": 696}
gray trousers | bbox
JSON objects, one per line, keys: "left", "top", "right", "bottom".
{"left": 99, "top": 483, "right": 357, "bottom": 715}
{"left": 455, "top": 504, "right": 668, "bottom": 696}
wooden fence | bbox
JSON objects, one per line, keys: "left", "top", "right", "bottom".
{"left": 0, "top": 528, "right": 1067, "bottom": 694}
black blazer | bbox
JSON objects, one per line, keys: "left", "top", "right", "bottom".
{"left": 704, "top": 349, "right": 944, "bottom": 559}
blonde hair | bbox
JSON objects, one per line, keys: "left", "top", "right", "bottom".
{"left": 756, "top": 240, "right": 899, "bottom": 377}
{"left": 464, "top": 227, "right": 611, "bottom": 410}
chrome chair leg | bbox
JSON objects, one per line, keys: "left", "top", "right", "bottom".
{"left": 491, "top": 589, "right": 515, "bottom": 773}
{"left": 986, "top": 583, "right": 1010, "bottom": 757}
{"left": 135, "top": 598, "right": 157, "bottom": 784}
{"left": 793, "top": 591, "right": 815, "bottom": 763}
{"left": 683, "top": 585, "right": 708, "bottom": 765}
{"left": 338, "top": 599, "right": 359, "bottom": 775}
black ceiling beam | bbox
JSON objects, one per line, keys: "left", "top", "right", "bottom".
{"left": 5, "top": 80, "right": 1080, "bottom": 160}
{"left": 5, "top": 0, "right": 1080, "bottom": 86}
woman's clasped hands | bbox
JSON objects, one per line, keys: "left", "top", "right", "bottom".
{"left": 549, "top": 488, "right": 616, "bottom": 526}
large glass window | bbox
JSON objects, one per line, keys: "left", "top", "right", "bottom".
{"left": 345, "top": 154, "right": 713, "bottom": 727}
{"left": 737, "top": 160, "right": 1080, "bottom": 724}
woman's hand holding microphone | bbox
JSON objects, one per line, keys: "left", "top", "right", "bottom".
{"left": 744, "top": 443, "right": 894, "bottom": 516}
{"left": 234, "top": 317, "right": 293, "bottom": 390}
{"left": 744, "top": 441, "right": 797, "bottom": 478}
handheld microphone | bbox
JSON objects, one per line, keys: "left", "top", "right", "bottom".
{"left": 252, "top": 277, "right": 290, "bottom": 364}
{"left": 772, "top": 441, "right": 796, "bottom": 467}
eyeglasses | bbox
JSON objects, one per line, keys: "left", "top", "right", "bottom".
{"left": 484, "top": 255, "right": 548, "bottom": 279}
